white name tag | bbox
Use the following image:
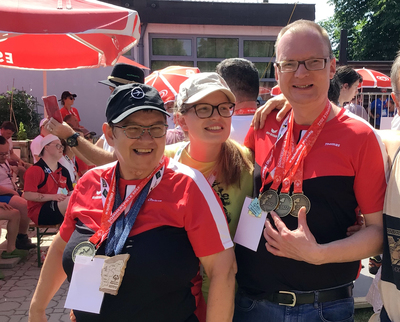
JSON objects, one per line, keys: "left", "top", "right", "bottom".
{"left": 234, "top": 197, "right": 268, "bottom": 252}
{"left": 64, "top": 255, "right": 105, "bottom": 314}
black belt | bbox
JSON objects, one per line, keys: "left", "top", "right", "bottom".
{"left": 244, "top": 283, "right": 353, "bottom": 307}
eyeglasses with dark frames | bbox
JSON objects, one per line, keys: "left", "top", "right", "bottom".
{"left": 69, "top": 96, "right": 75, "bottom": 100}
{"left": 185, "top": 102, "right": 235, "bottom": 119}
{"left": 275, "top": 58, "right": 329, "bottom": 73}
{"left": 113, "top": 124, "right": 168, "bottom": 139}
{"left": 0, "top": 152, "right": 9, "bottom": 157}
{"left": 47, "top": 143, "right": 64, "bottom": 150}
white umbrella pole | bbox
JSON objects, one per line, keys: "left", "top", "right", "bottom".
{"left": 43, "top": 70, "right": 48, "bottom": 117}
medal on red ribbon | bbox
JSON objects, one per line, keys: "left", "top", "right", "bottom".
{"left": 72, "top": 156, "right": 166, "bottom": 262}
{"left": 259, "top": 100, "right": 331, "bottom": 217}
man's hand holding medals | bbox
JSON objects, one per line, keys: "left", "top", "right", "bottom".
{"left": 264, "top": 207, "right": 324, "bottom": 264}
{"left": 255, "top": 100, "right": 331, "bottom": 262}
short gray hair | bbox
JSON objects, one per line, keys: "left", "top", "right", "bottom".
{"left": 275, "top": 20, "right": 333, "bottom": 59}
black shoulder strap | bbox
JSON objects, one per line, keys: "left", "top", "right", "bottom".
{"left": 37, "top": 170, "right": 49, "bottom": 189}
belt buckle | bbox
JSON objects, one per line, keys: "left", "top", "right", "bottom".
{"left": 278, "top": 291, "right": 296, "bottom": 307}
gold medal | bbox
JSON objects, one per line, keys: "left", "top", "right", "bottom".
{"left": 259, "top": 189, "right": 279, "bottom": 212}
{"left": 72, "top": 241, "right": 96, "bottom": 262}
{"left": 275, "top": 193, "right": 293, "bottom": 217}
{"left": 290, "top": 193, "right": 311, "bottom": 217}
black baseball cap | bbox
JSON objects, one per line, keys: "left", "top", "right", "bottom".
{"left": 106, "top": 84, "right": 169, "bottom": 124}
{"left": 60, "top": 91, "right": 77, "bottom": 101}
{"left": 99, "top": 63, "right": 145, "bottom": 88}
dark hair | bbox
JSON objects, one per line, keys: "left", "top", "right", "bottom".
{"left": 0, "top": 135, "right": 7, "bottom": 145}
{"left": 216, "top": 58, "right": 259, "bottom": 101}
{"left": 1, "top": 121, "right": 16, "bottom": 132}
{"left": 333, "top": 66, "right": 363, "bottom": 88}
{"left": 63, "top": 115, "right": 76, "bottom": 122}
{"left": 328, "top": 66, "right": 362, "bottom": 105}
{"left": 328, "top": 79, "right": 341, "bottom": 105}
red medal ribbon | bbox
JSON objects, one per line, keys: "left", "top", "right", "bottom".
{"left": 260, "top": 100, "right": 331, "bottom": 194}
{"left": 89, "top": 156, "right": 166, "bottom": 248}
{"left": 233, "top": 107, "right": 257, "bottom": 115}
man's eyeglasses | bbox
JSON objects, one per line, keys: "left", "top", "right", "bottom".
{"left": 275, "top": 58, "right": 328, "bottom": 73}
{"left": 186, "top": 102, "right": 235, "bottom": 119}
{"left": 113, "top": 124, "right": 168, "bottom": 139}
{"left": 0, "top": 152, "right": 9, "bottom": 157}
{"left": 47, "top": 143, "right": 64, "bottom": 150}
{"left": 67, "top": 96, "right": 75, "bottom": 100}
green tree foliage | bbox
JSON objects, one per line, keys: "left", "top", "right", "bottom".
{"left": 17, "top": 122, "right": 28, "bottom": 140}
{"left": 319, "top": 16, "right": 341, "bottom": 59}
{"left": 0, "top": 89, "right": 41, "bottom": 139}
{"left": 330, "top": 0, "right": 400, "bottom": 61}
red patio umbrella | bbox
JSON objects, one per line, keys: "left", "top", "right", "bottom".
{"left": 259, "top": 87, "right": 271, "bottom": 95}
{"left": 116, "top": 56, "right": 149, "bottom": 70}
{"left": 0, "top": 0, "right": 141, "bottom": 70}
{"left": 145, "top": 66, "right": 201, "bottom": 103}
{"left": 355, "top": 68, "right": 391, "bottom": 89}
{"left": 270, "top": 85, "right": 282, "bottom": 96}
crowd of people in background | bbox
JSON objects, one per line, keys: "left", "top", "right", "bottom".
{"left": 1, "top": 18, "right": 400, "bottom": 322}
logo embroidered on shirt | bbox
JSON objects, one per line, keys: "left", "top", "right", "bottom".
{"left": 325, "top": 142, "right": 340, "bottom": 147}
{"left": 266, "top": 129, "right": 278, "bottom": 138}
{"left": 147, "top": 198, "right": 162, "bottom": 202}
{"left": 92, "top": 191, "right": 102, "bottom": 199}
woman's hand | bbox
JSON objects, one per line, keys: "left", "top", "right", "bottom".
{"left": 70, "top": 309, "right": 76, "bottom": 322}
{"left": 0, "top": 202, "right": 13, "bottom": 210}
{"left": 53, "top": 194, "right": 68, "bottom": 202}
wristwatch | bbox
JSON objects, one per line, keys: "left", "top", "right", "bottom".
{"left": 66, "top": 133, "right": 80, "bottom": 147}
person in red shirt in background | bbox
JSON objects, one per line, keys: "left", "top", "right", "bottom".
{"left": 59, "top": 91, "right": 81, "bottom": 125}
{"left": 23, "top": 134, "right": 73, "bottom": 225}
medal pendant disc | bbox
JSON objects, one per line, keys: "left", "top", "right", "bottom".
{"left": 290, "top": 193, "right": 311, "bottom": 217}
{"left": 275, "top": 193, "right": 293, "bottom": 217}
{"left": 72, "top": 241, "right": 96, "bottom": 262}
{"left": 259, "top": 190, "right": 279, "bottom": 212}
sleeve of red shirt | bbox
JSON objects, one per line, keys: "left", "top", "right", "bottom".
{"left": 23, "top": 166, "right": 45, "bottom": 193}
{"left": 354, "top": 130, "right": 387, "bottom": 214}
{"left": 244, "top": 126, "right": 255, "bottom": 151}
{"left": 181, "top": 175, "right": 233, "bottom": 258}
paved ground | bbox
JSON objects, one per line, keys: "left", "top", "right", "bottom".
{"left": 0, "top": 219, "right": 376, "bottom": 321}
{"left": 0, "top": 221, "right": 70, "bottom": 322}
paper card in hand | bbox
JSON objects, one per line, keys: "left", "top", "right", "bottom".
{"left": 42, "top": 95, "right": 63, "bottom": 123}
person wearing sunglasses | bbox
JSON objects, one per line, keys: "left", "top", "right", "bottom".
{"left": 29, "top": 84, "right": 236, "bottom": 322}
{"left": 59, "top": 91, "right": 81, "bottom": 126}
{"left": 23, "top": 135, "right": 73, "bottom": 225}
{"left": 166, "top": 72, "right": 253, "bottom": 302}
